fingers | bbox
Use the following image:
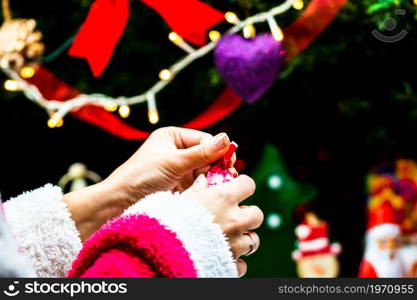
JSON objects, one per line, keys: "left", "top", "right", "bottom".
{"left": 193, "top": 166, "right": 210, "bottom": 178}
{"left": 213, "top": 175, "right": 256, "bottom": 204}
{"left": 243, "top": 231, "right": 260, "bottom": 256}
{"left": 166, "top": 127, "right": 214, "bottom": 149}
{"left": 230, "top": 231, "right": 260, "bottom": 258}
{"left": 177, "top": 133, "right": 231, "bottom": 171}
{"left": 190, "top": 174, "right": 208, "bottom": 192}
{"left": 239, "top": 206, "right": 264, "bottom": 230}
{"left": 236, "top": 259, "right": 247, "bottom": 277}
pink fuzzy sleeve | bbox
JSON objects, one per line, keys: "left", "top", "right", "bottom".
{"left": 69, "top": 191, "right": 237, "bottom": 278}
{"left": 67, "top": 214, "right": 197, "bottom": 278}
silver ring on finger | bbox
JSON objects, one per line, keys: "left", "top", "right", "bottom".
{"left": 243, "top": 231, "right": 257, "bottom": 256}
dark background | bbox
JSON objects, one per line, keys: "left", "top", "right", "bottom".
{"left": 1, "top": 0, "right": 417, "bottom": 277}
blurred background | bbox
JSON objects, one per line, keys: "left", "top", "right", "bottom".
{"left": 1, "top": 0, "right": 417, "bottom": 277}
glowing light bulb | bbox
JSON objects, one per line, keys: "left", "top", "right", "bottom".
{"left": 159, "top": 69, "right": 172, "bottom": 81}
{"left": 272, "top": 26, "right": 284, "bottom": 41}
{"left": 148, "top": 109, "right": 159, "bottom": 125}
{"left": 119, "top": 105, "right": 130, "bottom": 118}
{"left": 243, "top": 24, "right": 256, "bottom": 39}
{"left": 268, "top": 174, "right": 282, "bottom": 190}
{"left": 4, "top": 79, "right": 19, "bottom": 91}
{"left": 47, "top": 118, "right": 57, "bottom": 128}
{"left": 47, "top": 115, "right": 63, "bottom": 128}
{"left": 267, "top": 15, "right": 284, "bottom": 42}
{"left": 55, "top": 117, "right": 64, "bottom": 128}
{"left": 104, "top": 102, "right": 118, "bottom": 112}
{"left": 168, "top": 32, "right": 182, "bottom": 44}
{"left": 225, "top": 12, "right": 239, "bottom": 24}
{"left": 209, "top": 30, "right": 221, "bottom": 42}
{"left": 292, "top": 0, "right": 304, "bottom": 10}
{"left": 20, "top": 66, "right": 36, "bottom": 79}
{"left": 146, "top": 92, "right": 159, "bottom": 125}
{"left": 266, "top": 213, "right": 282, "bottom": 230}
{"left": 168, "top": 32, "right": 194, "bottom": 53}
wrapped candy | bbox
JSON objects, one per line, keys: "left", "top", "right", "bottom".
{"left": 207, "top": 142, "right": 238, "bottom": 186}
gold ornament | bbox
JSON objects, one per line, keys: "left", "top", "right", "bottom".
{"left": 0, "top": 18, "right": 45, "bottom": 71}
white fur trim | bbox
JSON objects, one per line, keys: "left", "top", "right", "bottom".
{"left": 299, "top": 237, "right": 329, "bottom": 251}
{"left": 398, "top": 245, "right": 417, "bottom": 275}
{"left": 0, "top": 210, "right": 35, "bottom": 277}
{"left": 295, "top": 225, "right": 311, "bottom": 239}
{"left": 331, "top": 243, "right": 342, "bottom": 255}
{"left": 292, "top": 250, "right": 301, "bottom": 261}
{"left": 367, "top": 223, "right": 400, "bottom": 241}
{"left": 123, "top": 191, "right": 238, "bottom": 278}
{"left": 3, "top": 184, "right": 82, "bottom": 277}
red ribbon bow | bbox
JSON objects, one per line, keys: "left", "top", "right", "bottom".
{"left": 36, "top": 0, "right": 347, "bottom": 140}
{"left": 69, "top": 0, "right": 224, "bottom": 77}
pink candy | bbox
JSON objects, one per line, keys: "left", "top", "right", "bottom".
{"left": 207, "top": 142, "right": 238, "bottom": 186}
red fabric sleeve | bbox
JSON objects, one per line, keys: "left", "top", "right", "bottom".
{"left": 67, "top": 215, "right": 197, "bottom": 278}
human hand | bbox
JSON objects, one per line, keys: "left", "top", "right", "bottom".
{"left": 64, "top": 127, "right": 237, "bottom": 242}
{"left": 183, "top": 174, "right": 263, "bottom": 277}
{"left": 103, "top": 127, "right": 236, "bottom": 209}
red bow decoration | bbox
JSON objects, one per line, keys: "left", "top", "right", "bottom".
{"left": 69, "top": 0, "right": 224, "bottom": 77}
{"left": 33, "top": 0, "right": 347, "bottom": 140}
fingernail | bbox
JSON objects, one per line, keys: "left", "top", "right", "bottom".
{"left": 214, "top": 133, "right": 229, "bottom": 151}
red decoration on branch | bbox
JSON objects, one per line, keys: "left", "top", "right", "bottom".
{"left": 28, "top": 66, "right": 150, "bottom": 139}
{"left": 283, "top": 0, "right": 347, "bottom": 61}
{"left": 28, "top": 66, "right": 242, "bottom": 140}
{"left": 30, "top": 0, "right": 347, "bottom": 140}
{"left": 141, "top": 0, "right": 224, "bottom": 46}
{"left": 69, "top": 0, "right": 224, "bottom": 77}
{"left": 69, "top": 0, "right": 130, "bottom": 77}
{"left": 182, "top": 88, "right": 242, "bottom": 129}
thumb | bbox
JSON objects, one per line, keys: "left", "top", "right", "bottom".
{"left": 182, "top": 174, "right": 208, "bottom": 200}
{"left": 178, "top": 133, "right": 230, "bottom": 171}
{"left": 190, "top": 174, "right": 209, "bottom": 192}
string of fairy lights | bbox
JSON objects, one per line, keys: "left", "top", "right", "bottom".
{"left": 0, "top": 0, "right": 304, "bottom": 128}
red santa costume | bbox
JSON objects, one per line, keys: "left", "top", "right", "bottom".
{"left": 358, "top": 202, "right": 404, "bottom": 278}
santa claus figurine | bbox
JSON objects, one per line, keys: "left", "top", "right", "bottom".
{"left": 398, "top": 234, "right": 417, "bottom": 277}
{"left": 292, "top": 212, "right": 342, "bottom": 278}
{"left": 395, "top": 159, "right": 417, "bottom": 277}
{"left": 359, "top": 201, "right": 404, "bottom": 277}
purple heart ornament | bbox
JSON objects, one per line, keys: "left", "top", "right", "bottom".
{"left": 214, "top": 33, "right": 285, "bottom": 104}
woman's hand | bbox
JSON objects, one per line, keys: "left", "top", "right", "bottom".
{"left": 103, "top": 127, "right": 236, "bottom": 209}
{"left": 183, "top": 174, "right": 263, "bottom": 277}
{"left": 64, "top": 127, "right": 236, "bottom": 242}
